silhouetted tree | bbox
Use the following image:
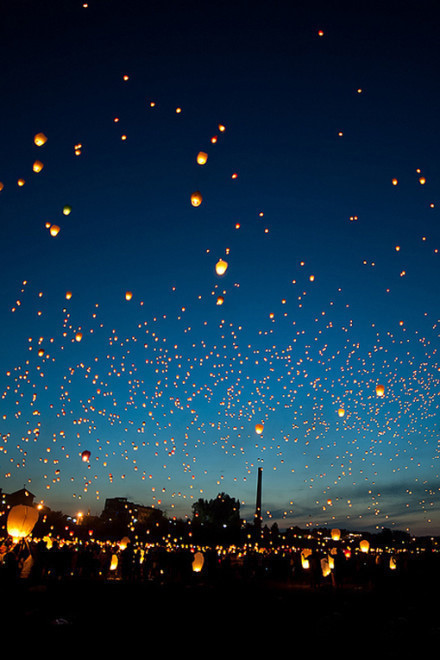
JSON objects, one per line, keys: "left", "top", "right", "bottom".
{"left": 192, "top": 493, "right": 241, "bottom": 545}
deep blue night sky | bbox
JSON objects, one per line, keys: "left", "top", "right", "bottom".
{"left": 1, "top": 0, "right": 440, "bottom": 534}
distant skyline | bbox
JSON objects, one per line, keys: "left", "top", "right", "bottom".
{"left": 1, "top": 0, "right": 440, "bottom": 536}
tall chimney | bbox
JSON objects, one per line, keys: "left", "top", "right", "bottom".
{"left": 254, "top": 467, "right": 263, "bottom": 532}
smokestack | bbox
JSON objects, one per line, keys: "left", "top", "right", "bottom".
{"left": 254, "top": 467, "right": 262, "bottom": 531}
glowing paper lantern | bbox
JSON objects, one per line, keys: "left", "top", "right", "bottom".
{"left": 192, "top": 551, "right": 204, "bottom": 572}
{"left": 389, "top": 555, "right": 397, "bottom": 570}
{"left": 34, "top": 133, "right": 47, "bottom": 146}
{"left": 215, "top": 259, "right": 228, "bottom": 276}
{"left": 63, "top": 205, "right": 72, "bottom": 216}
{"left": 0, "top": 182, "right": 4, "bottom": 191}
{"left": 65, "top": 291, "right": 72, "bottom": 300}
{"left": 216, "top": 296, "right": 224, "bottom": 305}
{"left": 50, "top": 225, "right": 60, "bottom": 237}
{"left": 359, "top": 539, "right": 370, "bottom": 553}
{"left": 119, "top": 536, "right": 130, "bottom": 551}
{"left": 17, "top": 179, "right": 25, "bottom": 187}
{"left": 81, "top": 450, "right": 91, "bottom": 462}
{"left": 321, "top": 557, "right": 331, "bottom": 577}
{"left": 338, "top": 407, "right": 345, "bottom": 417}
{"left": 38, "top": 348, "right": 45, "bottom": 357}
{"left": 110, "top": 554, "right": 118, "bottom": 571}
{"left": 197, "top": 152, "right": 208, "bottom": 165}
{"left": 7, "top": 505, "right": 39, "bottom": 539}
{"left": 419, "top": 177, "right": 426, "bottom": 185}
{"left": 301, "top": 548, "right": 312, "bottom": 569}
{"left": 32, "top": 160, "right": 44, "bottom": 173}
{"left": 331, "top": 528, "right": 341, "bottom": 541}
{"left": 255, "top": 423, "right": 264, "bottom": 435}
{"left": 125, "top": 291, "right": 133, "bottom": 301}
{"left": 191, "top": 191, "right": 203, "bottom": 207}
{"left": 376, "top": 384, "right": 385, "bottom": 397}
{"left": 392, "top": 178, "right": 398, "bottom": 186}
{"left": 75, "top": 332, "right": 83, "bottom": 342}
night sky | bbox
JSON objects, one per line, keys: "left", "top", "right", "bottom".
{"left": 1, "top": 0, "right": 440, "bottom": 535}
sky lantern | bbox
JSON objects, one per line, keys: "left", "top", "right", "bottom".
{"left": 216, "top": 295, "right": 224, "bottom": 305}
{"left": 338, "top": 407, "right": 345, "bottom": 417}
{"left": 34, "top": 132, "right": 47, "bottom": 146}
{"left": 65, "top": 291, "right": 72, "bottom": 300}
{"left": 392, "top": 178, "right": 398, "bottom": 186}
{"left": 63, "top": 205, "right": 72, "bottom": 216}
{"left": 218, "top": 124, "right": 226, "bottom": 132}
{"left": 7, "top": 505, "right": 39, "bottom": 540}
{"left": 17, "top": 178, "right": 25, "bottom": 187}
{"left": 192, "top": 551, "right": 204, "bottom": 572}
{"left": 376, "top": 384, "right": 385, "bottom": 397}
{"left": 359, "top": 539, "right": 370, "bottom": 553}
{"left": 81, "top": 450, "right": 91, "bottom": 462}
{"left": 75, "top": 331, "right": 83, "bottom": 342}
{"left": 196, "top": 151, "right": 208, "bottom": 165}
{"left": 119, "top": 536, "right": 130, "bottom": 550}
{"left": 301, "top": 548, "right": 312, "bottom": 569}
{"left": 32, "top": 160, "right": 44, "bottom": 173}
{"left": 215, "top": 259, "right": 228, "bottom": 275}
{"left": 125, "top": 291, "right": 133, "bottom": 301}
{"left": 419, "top": 176, "right": 426, "bottom": 185}
{"left": 0, "top": 182, "right": 3, "bottom": 191}
{"left": 331, "top": 528, "right": 341, "bottom": 541}
{"left": 50, "top": 225, "right": 60, "bottom": 237}
{"left": 38, "top": 348, "right": 45, "bottom": 357}
{"left": 255, "top": 423, "right": 264, "bottom": 435}
{"left": 191, "top": 191, "right": 203, "bottom": 207}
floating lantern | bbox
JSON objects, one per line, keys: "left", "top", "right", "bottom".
{"left": 197, "top": 151, "right": 208, "bottom": 165}
{"left": 255, "top": 423, "right": 264, "bottom": 435}
{"left": 34, "top": 133, "right": 47, "bottom": 146}
{"left": 17, "top": 179, "right": 25, "bottom": 187}
{"left": 419, "top": 177, "right": 426, "bottom": 185}
{"left": 38, "top": 348, "right": 45, "bottom": 357}
{"left": 110, "top": 554, "right": 118, "bottom": 571}
{"left": 0, "top": 182, "right": 4, "bottom": 191}
{"left": 301, "top": 548, "right": 312, "bottom": 569}
{"left": 215, "top": 259, "right": 228, "bottom": 276}
{"left": 338, "top": 407, "right": 345, "bottom": 417}
{"left": 81, "top": 450, "right": 91, "bottom": 462}
{"left": 7, "top": 505, "right": 39, "bottom": 539}
{"left": 191, "top": 191, "right": 203, "bottom": 207}
{"left": 119, "top": 536, "right": 130, "bottom": 551}
{"left": 63, "top": 205, "right": 72, "bottom": 216}
{"left": 376, "top": 384, "right": 385, "bottom": 397}
{"left": 75, "top": 332, "right": 83, "bottom": 342}
{"left": 360, "top": 539, "right": 370, "bottom": 553}
{"left": 216, "top": 295, "right": 224, "bottom": 305}
{"left": 32, "top": 160, "right": 44, "bottom": 173}
{"left": 392, "top": 178, "right": 398, "bottom": 186}
{"left": 192, "top": 551, "right": 204, "bottom": 572}
{"left": 125, "top": 291, "right": 133, "bottom": 301}
{"left": 331, "top": 528, "right": 341, "bottom": 541}
{"left": 65, "top": 291, "right": 72, "bottom": 300}
{"left": 50, "top": 225, "right": 60, "bottom": 237}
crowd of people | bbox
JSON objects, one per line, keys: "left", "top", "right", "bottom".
{"left": 0, "top": 535, "right": 420, "bottom": 591}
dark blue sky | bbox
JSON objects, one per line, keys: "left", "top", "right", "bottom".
{"left": 1, "top": 0, "right": 440, "bottom": 534}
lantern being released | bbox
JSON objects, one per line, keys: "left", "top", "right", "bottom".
{"left": 7, "top": 505, "right": 39, "bottom": 539}
{"left": 331, "top": 528, "right": 341, "bottom": 541}
{"left": 359, "top": 539, "right": 370, "bottom": 553}
{"left": 192, "top": 551, "right": 204, "bottom": 573}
